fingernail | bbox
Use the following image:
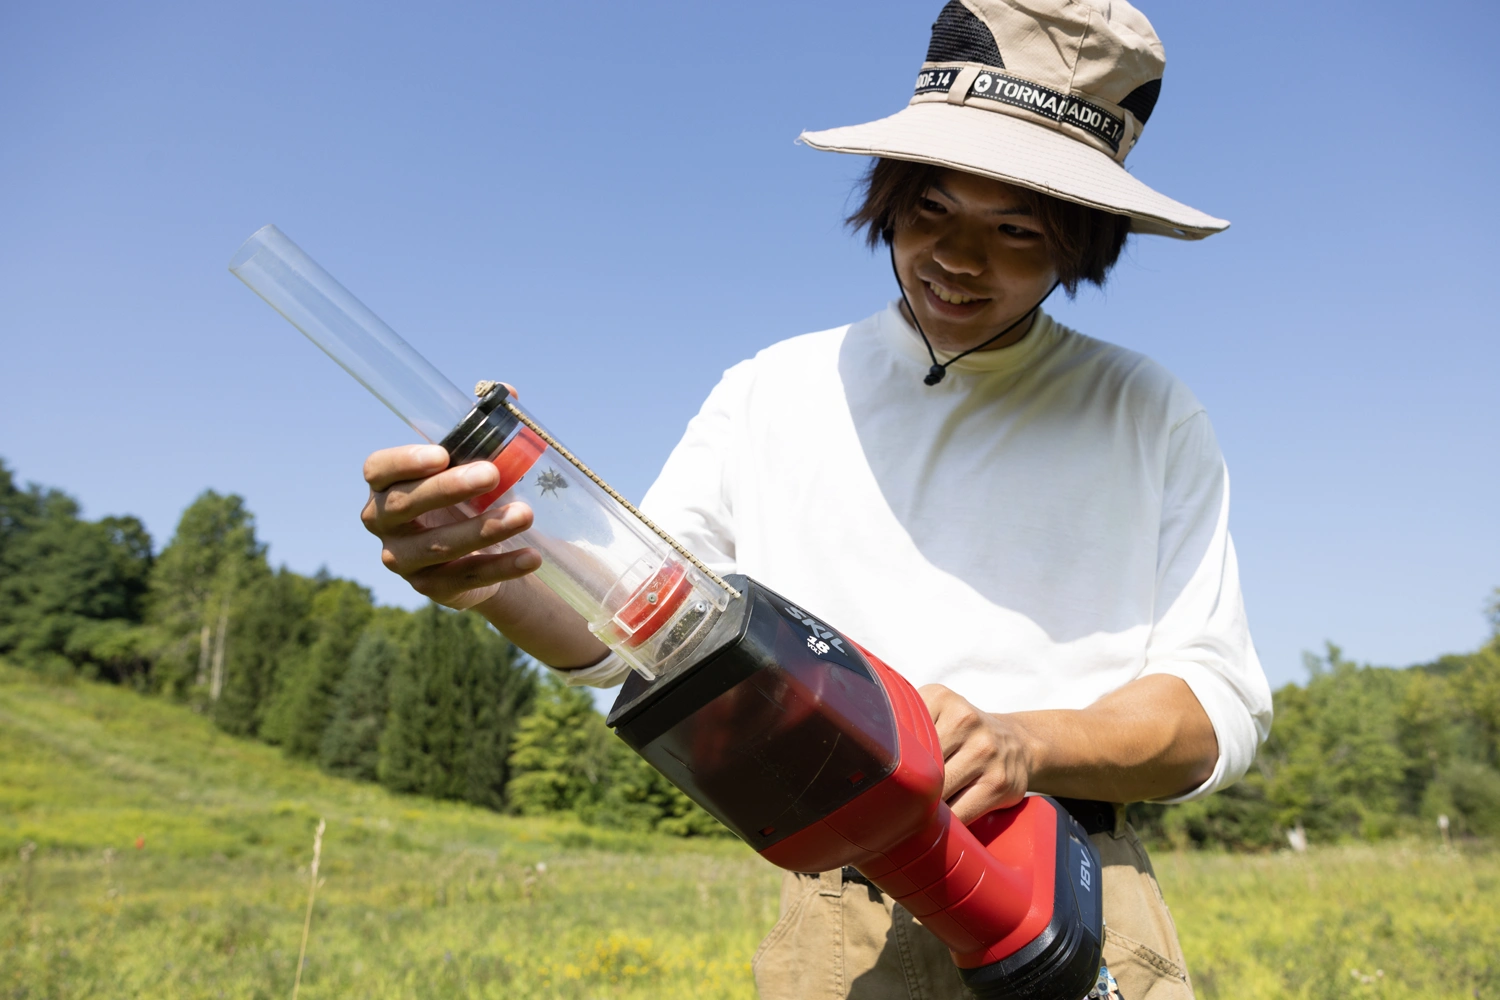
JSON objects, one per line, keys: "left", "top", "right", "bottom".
{"left": 463, "top": 463, "right": 497, "bottom": 487}
{"left": 415, "top": 445, "right": 447, "bottom": 467}
{"left": 515, "top": 551, "right": 541, "bottom": 571}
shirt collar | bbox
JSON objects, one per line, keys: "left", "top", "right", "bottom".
{"left": 876, "top": 300, "right": 1059, "bottom": 377}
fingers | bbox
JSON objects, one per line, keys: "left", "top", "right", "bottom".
{"left": 364, "top": 444, "right": 450, "bottom": 493}
{"left": 943, "top": 741, "right": 1028, "bottom": 823}
{"left": 362, "top": 457, "right": 501, "bottom": 536}
{"left": 940, "top": 727, "right": 1007, "bottom": 803}
{"left": 920, "top": 683, "right": 981, "bottom": 759}
{"left": 919, "top": 683, "right": 1030, "bottom": 823}
{"left": 360, "top": 438, "right": 541, "bottom": 611}
{"left": 946, "top": 777, "right": 1026, "bottom": 825}
{"left": 380, "top": 502, "right": 534, "bottom": 576}
{"left": 405, "top": 547, "right": 543, "bottom": 606}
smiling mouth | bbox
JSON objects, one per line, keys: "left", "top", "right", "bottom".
{"left": 925, "top": 280, "right": 986, "bottom": 306}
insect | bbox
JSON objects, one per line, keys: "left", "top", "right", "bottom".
{"left": 536, "top": 468, "right": 568, "bottom": 497}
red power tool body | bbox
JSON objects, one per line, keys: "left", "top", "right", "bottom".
{"left": 608, "top": 576, "right": 1105, "bottom": 1000}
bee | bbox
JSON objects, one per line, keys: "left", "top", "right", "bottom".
{"left": 536, "top": 468, "right": 568, "bottom": 497}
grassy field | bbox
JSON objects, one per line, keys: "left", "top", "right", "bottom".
{"left": 2, "top": 665, "right": 1497, "bottom": 999}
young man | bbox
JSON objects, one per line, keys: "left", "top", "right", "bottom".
{"left": 361, "top": 2, "right": 1271, "bottom": 997}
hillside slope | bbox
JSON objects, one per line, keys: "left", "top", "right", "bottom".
{"left": 0, "top": 665, "right": 775, "bottom": 998}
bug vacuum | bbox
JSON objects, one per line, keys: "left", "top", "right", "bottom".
{"left": 229, "top": 224, "right": 1111, "bottom": 999}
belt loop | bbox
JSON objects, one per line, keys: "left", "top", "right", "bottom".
{"left": 819, "top": 867, "right": 845, "bottom": 897}
{"left": 1112, "top": 803, "right": 1128, "bottom": 838}
{"left": 945, "top": 65, "right": 981, "bottom": 105}
{"left": 1114, "top": 111, "right": 1141, "bottom": 163}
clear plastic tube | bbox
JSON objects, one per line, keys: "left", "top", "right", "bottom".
{"left": 229, "top": 224, "right": 472, "bottom": 443}
{"left": 469, "top": 416, "right": 730, "bottom": 677}
{"left": 229, "top": 225, "right": 730, "bottom": 679}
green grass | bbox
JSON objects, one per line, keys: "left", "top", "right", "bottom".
{"left": 1162, "top": 843, "right": 1500, "bottom": 998}
{"left": 2, "top": 664, "right": 1497, "bottom": 999}
{"left": 0, "top": 665, "right": 774, "bottom": 999}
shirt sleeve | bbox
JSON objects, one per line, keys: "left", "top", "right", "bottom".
{"left": 546, "top": 360, "right": 752, "bottom": 689}
{"left": 635, "top": 359, "right": 756, "bottom": 577}
{"left": 546, "top": 650, "right": 633, "bottom": 689}
{"left": 1139, "top": 410, "right": 1273, "bottom": 802}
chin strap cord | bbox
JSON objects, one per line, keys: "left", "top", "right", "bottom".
{"left": 888, "top": 244, "right": 1060, "bottom": 386}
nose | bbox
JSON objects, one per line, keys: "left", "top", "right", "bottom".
{"left": 929, "top": 223, "right": 987, "bottom": 277}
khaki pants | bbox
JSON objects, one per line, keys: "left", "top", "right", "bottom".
{"left": 752, "top": 820, "right": 1193, "bottom": 1000}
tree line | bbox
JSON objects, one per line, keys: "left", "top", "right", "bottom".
{"left": 1130, "top": 628, "right": 1500, "bottom": 849}
{"left": 2, "top": 457, "right": 1496, "bottom": 849}
{"left": 0, "top": 459, "right": 717, "bottom": 835}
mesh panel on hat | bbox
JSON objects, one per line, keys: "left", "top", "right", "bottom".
{"left": 925, "top": 0, "right": 1005, "bottom": 67}
{"left": 1117, "top": 79, "right": 1161, "bottom": 125}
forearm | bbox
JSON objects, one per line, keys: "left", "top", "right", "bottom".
{"left": 473, "top": 575, "right": 610, "bottom": 669}
{"left": 1006, "top": 674, "right": 1218, "bottom": 803}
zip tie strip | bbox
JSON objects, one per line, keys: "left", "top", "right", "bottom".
{"left": 483, "top": 390, "right": 742, "bottom": 601}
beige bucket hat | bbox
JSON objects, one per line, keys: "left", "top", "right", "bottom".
{"left": 800, "top": 0, "right": 1227, "bottom": 239}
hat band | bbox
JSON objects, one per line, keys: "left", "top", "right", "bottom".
{"left": 911, "top": 64, "right": 1138, "bottom": 162}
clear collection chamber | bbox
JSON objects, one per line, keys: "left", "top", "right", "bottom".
{"left": 229, "top": 224, "right": 730, "bottom": 679}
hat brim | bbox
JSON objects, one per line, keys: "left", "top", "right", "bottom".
{"left": 799, "top": 102, "right": 1228, "bottom": 240}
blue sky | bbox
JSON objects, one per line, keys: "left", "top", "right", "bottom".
{"left": 2, "top": 0, "right": 1496, "bottom": 692}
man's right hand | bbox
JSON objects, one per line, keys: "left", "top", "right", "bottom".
{"left": 359, "top": 444, "right": 611, "bottom": 669}
{"left": 360, "top": 444, "right": 541, "bottom": 611}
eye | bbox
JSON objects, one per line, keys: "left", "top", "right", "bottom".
{"left": 917, "top": 197, "right": 946, "bottom": 214}
{"left": 999, "top": 223, "right": 1041, "bottom": 240}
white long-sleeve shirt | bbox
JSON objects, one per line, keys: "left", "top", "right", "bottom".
{"left": 564, "top": 303, "right": 1273, "bottom": 801}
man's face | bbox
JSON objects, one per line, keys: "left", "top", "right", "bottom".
{"left": 891, "top": 169, "right": 1058, "bottom": 355}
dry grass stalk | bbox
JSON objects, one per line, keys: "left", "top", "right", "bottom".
{"left": 18, "top": 840, "right": 37, "bottom": 919}
{"left": 291, "top": 818, "right": 326, "bottom": 1000}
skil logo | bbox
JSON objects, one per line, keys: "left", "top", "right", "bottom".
{"left": 967, "top": 71, "right": 1125, "bottom": 152}
{"left": 783, "top": 605, "right": 846, "bottom": 657}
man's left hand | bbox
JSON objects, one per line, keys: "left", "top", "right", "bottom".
{"left": 919, "top": 684, "right": 1038, "bottom": 825}
{"left": 918, "top": 674, "right": 1220, "bottom": 818}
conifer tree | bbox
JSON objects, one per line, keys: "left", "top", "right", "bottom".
{"left": 379, "top": 604, "right": 459, "bottom": 796}
{"left": 319, "top": 613, "right": 409, "bottom": 781}
{"left": 259, "top": 578, "right": 373, "bottom": 757}
{"left": 506, "top": 674, "right": 618, "bottom": 816}
{"left": 594, "top": 749, "right": 726, "bottom": 837}
{"left": 212, "top": 567, "right": 318, "bottom": 738}
{"left": 379, "top": 605, "right": 533, "bottom": 808}
{"left": 503, "top": 671, "right": 725, "bottom": 833}
{"left": 457, "top": 612, "right": 536, "bottom": 809}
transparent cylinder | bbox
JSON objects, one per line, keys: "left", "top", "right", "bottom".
{"left": 229, "top": 224, "right": 472, "bottom": 443}
{"left": 228, "top": 225, "right": 729, "bottom": 679}
{"left": 462, "top": 410, "right": 730, "bottom": 677}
